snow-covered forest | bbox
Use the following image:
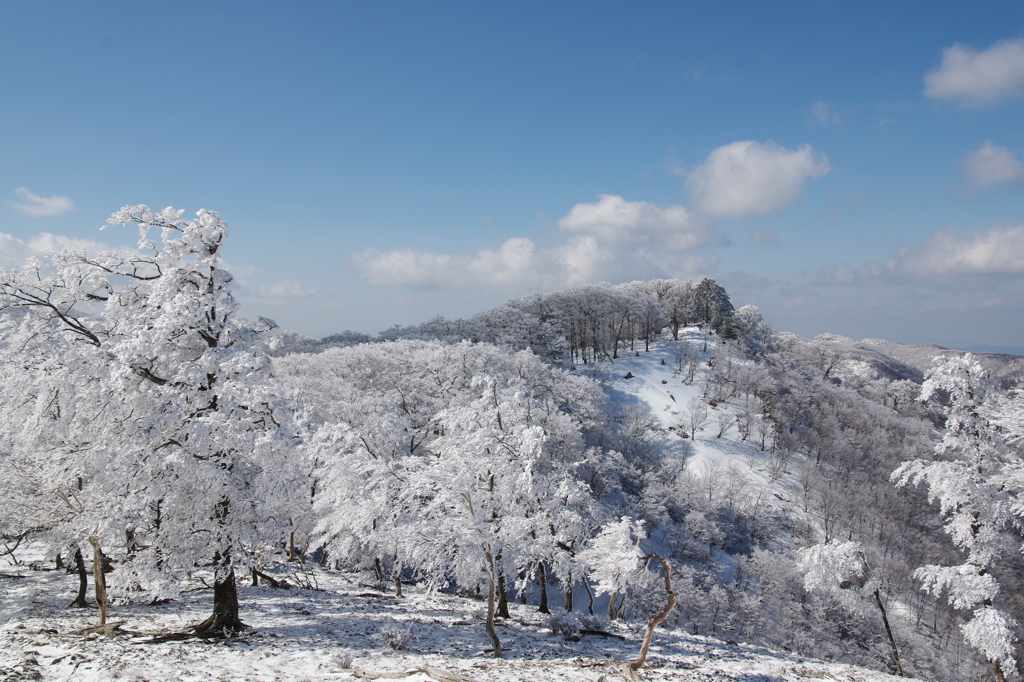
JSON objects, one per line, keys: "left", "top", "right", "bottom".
{"left": 3, "top": 207, "right": 1024, "bottom": 682}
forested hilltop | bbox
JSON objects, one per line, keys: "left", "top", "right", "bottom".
{"left": 3, "top": 207, "right": 1024, "bottom": 681}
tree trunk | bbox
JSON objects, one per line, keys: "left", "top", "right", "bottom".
{"left": 538, "top": 562, "right": 550, "bottom": 614}
{"left": 564, "top": 586, "right": 573, "bottom": 612}
{"left": 583, "top": 580, "right": 594, "bottom": 615}
{"left": 496, "top": 571, "right": 510, "bottom": 619}
{"left": 608, "top": 591, "right": 618, "bottom": 620}
{"left": 70, "top": 547, "right": 89, "bottom": 608}
{"left": 194, "top": 556, "right": 245, "bottom": 634}
{"left": 994, "top": 660, "right": 1006, "bottom": 682}
{"left": 482, "top": 545, "right": 502, "bottom": 658}
{"left": 87, "top": 537, "right": 108, "bottom": 625}
{"left": 873, "top": 589, "right": 904, "bottom": 677}
{"left": 629, "top": 555, "right": 677, "bottom": 675}
{"left": 251, "top": 567, "right": 259, "bottom": 586}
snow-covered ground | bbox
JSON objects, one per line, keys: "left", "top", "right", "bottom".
{"left": 0, "top": 334, "right": 915, "bottom": 681}
{"left": 1, "top": 555, "right": 913, "bottom": 681}
{"left": 582, "top": 331, "right": 801, "bottom": 511}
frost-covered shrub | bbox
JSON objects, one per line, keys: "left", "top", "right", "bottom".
{"left": 578, "top": 614, "right": 610, "bottom": 632}
{"left": 547, "top": 611, "right": 611, "bottom": 640}
{"left": 546, "top": 611, "right": 581, "bottom": 640}
{"left": 377, "top": 625, "right": 413, "bottom": 650}
{"left": 331, "top": 652, "right": 354, "bottom": 669}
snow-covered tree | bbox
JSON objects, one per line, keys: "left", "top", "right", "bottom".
{"left": 581, "top": 517, "right": 677, "bottom": 680}
{"left": 798, "top": 541, "right": 904, "bottom": 676}
{"left": 0, "top": 206, "right": 305, "bottom": 634}
{"left": 279, "top": 339, "right": 610, "bottom": 654}
{"left": 893, "top": 354, "right": 1020, "bottom": 680}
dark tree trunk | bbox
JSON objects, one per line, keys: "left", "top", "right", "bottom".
{"left": 496, "top": 571, "right": 510, "bottom": 619}
{"left": 538, "top": 562, "right": 550, "bottom": 614}
{"left": 873, "top": 589, "right": 904, "bottom": 677}
{"left": 564, "top": 586, "right": 573, "bottom": 612}
{"left": 583, "top": 580, "right": 594, "bottom": 615}
{"left": 251, "top": 568, "right": 259, "bottom": 586}
{"left": 194, "top": 560, "right": 245, "bottom": 634}
{"left": 70, "top": 548, "right": 89, "bottom": 608}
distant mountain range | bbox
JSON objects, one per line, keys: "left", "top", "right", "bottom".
{"left": 802, "top": 333, "right": 1024, "bottom": 389}
{"left": 960, "top": 345, "right": 1024, "bottom": 357}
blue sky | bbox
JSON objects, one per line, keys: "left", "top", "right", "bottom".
{"left": 3, "top": 1, "right": 1024, "bottom": 350}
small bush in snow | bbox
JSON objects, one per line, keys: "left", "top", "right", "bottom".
{"left": 378, "top": 625, "right": 413, "bottom": 650}
{"left": 579, "top": 614, "right": 609, "bottom": 632}
{"left": 331, "top": 652, "right": 354, "bottom": 669}
{"left": 546, "top": 611, "right": 581, "bottom": 640}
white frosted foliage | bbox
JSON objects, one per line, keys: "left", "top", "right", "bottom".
{"left": 0, "top": 205, "right": 306, "bottom": 601}
{"left": 893, "top": 354, "right": 1022, "bottom": 670}
{"left": 961, "top": 607, "right": 1018, "bottom": 667}
{"left": 581, "top": 516, "right": 646, "bottom": 596}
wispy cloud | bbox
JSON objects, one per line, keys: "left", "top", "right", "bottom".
{"left": 751, "top": 229, "right": 778, "bottom": 244}
{"left": 0, "top": 231, "right": 113, "bottom": 268}
{"left": 891, "top": 224, "right": 1024, "bottom": 279}
{"left": 257, "top": 280, "right": 318, "bottom": 298}
{"left": 924, "top": 39, "right": 1024, "bottom": 108}
{"left": 353, "top": 195, "right": 721, "bottom": 290}
{"left": 960, "top": 142, "right": 1024, "bottom": 189}
{"left": 821, "top": 223, "right": 1024, "bottom": 286}
{"left": 686, "top": 141, "right": 830, "bottom": 217}
{"left": 809, "top": 101, "right": 840, "bottom": 125}
{"left": 12, "top": 187, "right": 75, "bottom": 217}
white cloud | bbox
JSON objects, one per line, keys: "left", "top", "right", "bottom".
{"left": 809, "top": 101, "right": 840, "bottom": 125}
{"left": 960, "top": 142, "right": 1024, "bottom": 188}
{"left": 556, "top": 194, "right": 714, "bottom": 251}
{"left": 353, "top": 195, "right": 720, "bottom": 290}
{"left": 686, "top": 141, "right": 830, "bottom": 217}
{"left": 12, "top": 187, "right": 75, "bottom": 217}
{"left": 354, "top": 239, "right": 568, "bottom": 290}
{"left": 0, "top": 231, "right": 113, "bottom": 269}
{"left": 891, "top": 224, "right": 1024, "bottom": 279}
{"left": 924, "top": 39, "right": 1024, "bottom": 107}
{"left": 257, "top": 280, "right": 317, "bottom": 298}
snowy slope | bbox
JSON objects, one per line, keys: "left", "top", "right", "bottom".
{"left": 582, "top": 329, "right": 802, "bottom": 520}
{"left": 0, "top": 553, "right": 916, "bottom": 681}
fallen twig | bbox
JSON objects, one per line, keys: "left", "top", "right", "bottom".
{"left": 74, "top": 620, "right": 126, "bottom": 637}
{"left": 340, "top": 667, "right": 479, "bottom": 682}
{"left": 138, "top": 628, "right": 240, "bottom": 644}
{"left": 581, "top": 629, "right": 627, "bottom": 640}
{"left": 253, "top": 569, "right": 291, "bottom": 589}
